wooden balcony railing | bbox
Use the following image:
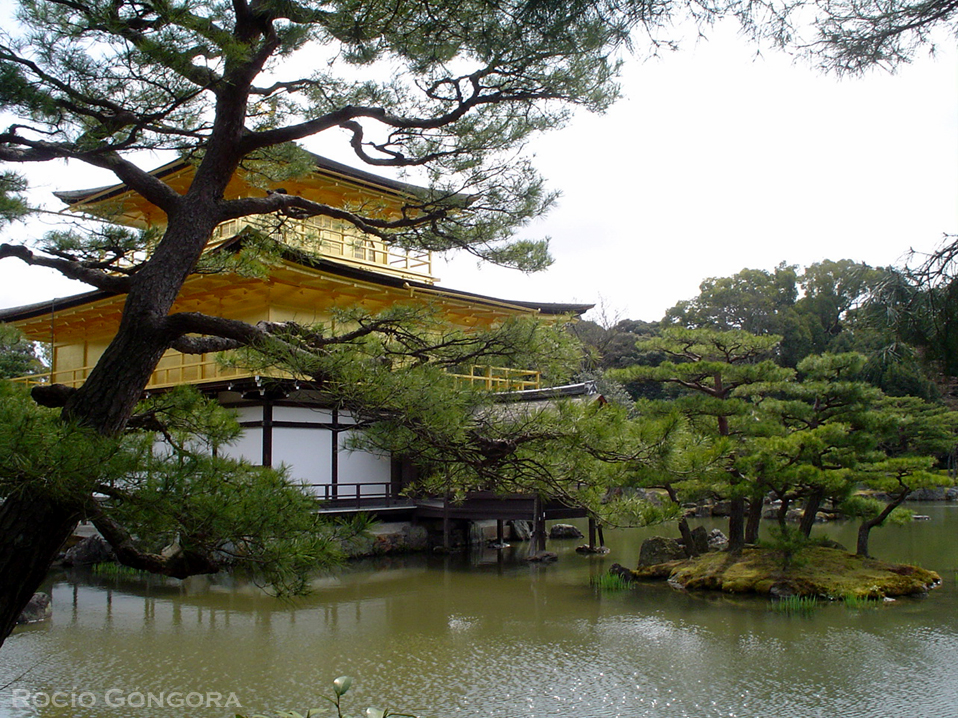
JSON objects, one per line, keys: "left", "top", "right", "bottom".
{"left": 8, "top": 359, "right": 271, "bottom": 392}
{"left": 310, "top": 482, "right": 413, "bottom": 512}
{"left": 211, "top": 215, "right": 433, "bottom": 281}
{"left": 11, "top": 360, "right": 541, "bottom": 393}
{"left": 447, "top": 365, "right": 541, "bottom": 391}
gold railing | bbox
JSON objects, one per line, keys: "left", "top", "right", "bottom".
{"left": 211, "top": 215, "right": 433, "bottom": 281}
{"left": 8, "top": 359, "right": 265, "bottom": 392}
{"left": 447, "top": 365, "right": 541, "bottom": 391}
{"left": 12, "top": 361, "right": 540, "bottom": 392}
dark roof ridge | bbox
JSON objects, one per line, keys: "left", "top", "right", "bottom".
{"left": 0, "top": 238, "right": 592, "bottom": 322}
{"left": 54, "top": 152, "right": 437, "bottom": 207}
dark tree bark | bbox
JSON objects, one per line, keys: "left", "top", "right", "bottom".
{"left": 728, "top": 497, "right": 746, "bottom": 551}
{"left": 0, "top": 491, "right": 81, "bottom": 642}
{"left": 663, "top": 484, "right": 698, "bottom": 557}
{"left": 776, "top": 496, "right": 792, "bottom": 530}
{"left": 856, "top": 488, "right": 910, "bottom": 557}
{"left": 799, "top": 487, "right": 824, "bottom": 538}
{"left": 744, "top": 494, "right": 764, "bottom": 544}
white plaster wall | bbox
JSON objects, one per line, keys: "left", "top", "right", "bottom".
{"left": 219, "top": 404, "right": 390, "bottom": 498}
{"left": 232, "top": 405, "right": 264, "bottom": 423}
{"left": 272, "top": 405, "right": 333, "bottom": 424}
{"left": 221, "top": 426, "right": 263, "bottom": 465}
{"left": 272, "top": 426, "right": 335, "bottom": 488}
{"left": 338, "top": 430, "right": 391, "bottom": 486}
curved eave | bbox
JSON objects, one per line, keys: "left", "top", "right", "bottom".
{"left": 0, "top": 252, "right": 592, "bottom": 326}
{"left": 281, "top": 248, "right": 590, "bottom": 316}
{"left": 54, "top": 153, "right": 442, "bottom": 210}
{"left": 0, "top": 289, "right": 109, "bottom": 323}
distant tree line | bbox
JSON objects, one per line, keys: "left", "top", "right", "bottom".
{"left": 568, "top": 254, "right": 958, "bottom": 557}
{"left": 573, "top": 257, "right": 958, "bottom": 403}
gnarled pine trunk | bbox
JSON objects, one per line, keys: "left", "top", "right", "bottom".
{"left": 857, "top": 488, "right": 910, "bottom": 557}
{"left": 744, "top": 495, "right": 764, "bottom": 544}
{"left": 799, "top": 488, "right": 824, "bottom": 538}
{"left": 0, "top": 214, "right": 219, "bottom": 647}
{"left": 0, "top": 492, "right": 81, "bottom": 642}
{"left": 727, "top": 498, "right": 746, "bottom": 551}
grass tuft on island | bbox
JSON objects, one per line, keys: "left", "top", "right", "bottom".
{"left": 627, "top": 546, "right": 940, "bottom": 600}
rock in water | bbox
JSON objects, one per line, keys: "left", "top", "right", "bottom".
{"left": 61, "top": 535, "right": 115, "bottom": 566}
{"left": 576, "top": 545, "right": 611, "bottom": 554}
{"left": 638, "top": 536, "right": 687, "bottom": 566}
{"left": 549, "top": 524, "right": 584, "bottom": 539}
{"left": 17, "top": 592, "right": 52, "bottom": 624}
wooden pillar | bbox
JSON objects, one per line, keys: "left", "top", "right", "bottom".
{"left": 597, "top": 524, "right": 606, "bottom": 548}
{"left": 261, "top": 400, "right": 273, "bottom": 468}
{"left": 331, "top": 408, "right": 339, "bottom": 500}
{"left": 442, "top": 492, "right": 451, "bottom": 551}
{"left": 588, "top": 517, "right": 597, "bottom": 550}
{"left": 496, "top": 519, "right": 504, "bottom": 546}
{"left": 533, "top": 495, "right": 546, "bottom": 552}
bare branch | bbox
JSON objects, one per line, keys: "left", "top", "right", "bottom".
{"left": 88, "top": 503, "right": 221, "bottom": 579}
{"left": 0, "top": 243, "right": 131, "bottom": 293}
{"left": 217, "top": 193, "right": 450, "bottom": 236}
{"left": 239, "top": 69, "right": 559, "bottom": 156}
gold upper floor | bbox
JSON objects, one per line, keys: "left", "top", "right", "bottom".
{"left": 210, "top": 214, "right": 434, "bottom": 284}
{"left": 4, "top": 155, "right": 585, "bottom": 394}
{"left": 7, "top": 256, "right": 550, "bottom": 393}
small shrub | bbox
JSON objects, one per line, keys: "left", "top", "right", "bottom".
{"left": 770, "top": 595, "right": 819, "bottom": 616}
{"left": 91, "top": 563, "right": 147, "bottom": 578}
{"left": 590, "top": 572, "right": 631, "bottom": 591}
{"left": 842, "top": 594, "right": 882, "bottom": 610}
{"left": 759, "top": 526, "right": 810, "bottom": 570}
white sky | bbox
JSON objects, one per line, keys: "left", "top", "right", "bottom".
{"left": 0, "top": 21, "right": 955, "bottom": 322}
{"left": 437, "top": 23, "right": 958, "bottom": 321}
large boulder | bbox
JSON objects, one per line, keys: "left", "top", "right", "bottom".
{"left": 638, "top": 536, "right": 687, "bottom": 566}
{"left": 17, "top": 592, "right": 51, "bottom": 624}
{"left": 61, "top": 535, "right": 114, "bottom": 566}
{"left": 549, "top": 524, "right": 584, "bottom": 540}
{"left": 908, "top": 487, "right": 947, "bottom": 501}
{"left": 508, "top": 520, "right": 532, "bottom": 541}
{"left": 689, "top": 526, "right": 710, "bottom": 555}
{"left": 707, "top": 529, "right": 729, "bottom": 551}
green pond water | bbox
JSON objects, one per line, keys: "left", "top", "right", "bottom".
{"left": 2, "top": 504, "right": 957, "bottom": 718}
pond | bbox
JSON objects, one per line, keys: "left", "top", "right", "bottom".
{"left": 2, "top": 504, "right": 957, "bottom": 718}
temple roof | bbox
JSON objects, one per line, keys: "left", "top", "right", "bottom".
{"left": 0, "top": 242, "right": 592, "bottom": 323}
{"left": 53, "top": 152, "right": 432, "bottom": 208}
{"left": 11, "top": 154, "right": 591, "bottom": 326}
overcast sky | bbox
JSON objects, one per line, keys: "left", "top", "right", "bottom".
{"left": 437, "top": 22, "right": 958, "bottom": 322}
{"left": 1, "top": 20, "right": 955, "bottom": 323}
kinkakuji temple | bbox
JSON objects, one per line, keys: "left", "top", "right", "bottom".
{"left": 1, "top": 154, "right": 599, "bottom": 547}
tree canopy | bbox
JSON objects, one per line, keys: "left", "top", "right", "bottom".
{"left": 0, "top": 0, "right": 669, "bottom": 646}
{"left": 739, "top": 0, "right": 958, "bottom": 73}
{"left": 0, "top": 0, "right": 954, "bottom": 648}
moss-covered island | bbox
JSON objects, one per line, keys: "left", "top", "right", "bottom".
{"left": 617, "top": 546, "right": 941, "bottom": 600}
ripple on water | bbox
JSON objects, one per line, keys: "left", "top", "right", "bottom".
{"left": 3, "top": 510, "right": 958, "bottom": 718}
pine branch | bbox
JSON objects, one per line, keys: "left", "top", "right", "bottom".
{"left": 88, "top": 503, "right": 221, "bottom": 579}
{"left": 0, "top": 243, "right": 131, "bottom": 293}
